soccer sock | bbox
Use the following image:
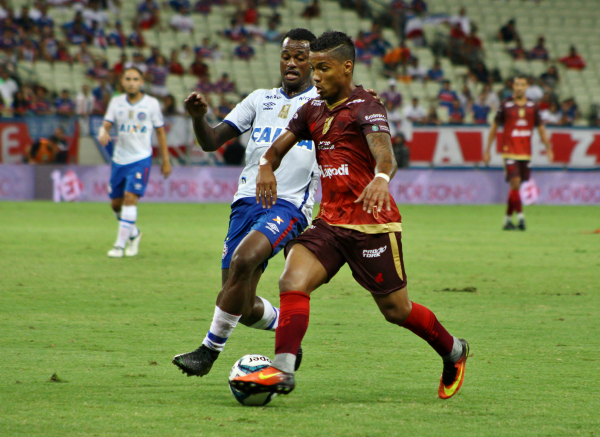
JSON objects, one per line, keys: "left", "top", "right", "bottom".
{"left": 121, "top": 205, "right": 139, "bottom": 239}
{"left": 517, "top": 212, "right": 525, "bottom": 221}
{"left": 272, "top": 291, "right": 310, "bottom": 374}
{"left": 249, "top": 296, "right": 279, "bottom": 331}
{"left": 201, "top": 306, "right": 242, "bottom": 352}
{"left": 114, "top": 219, "right": 132, "bottom": 249}
{"left": 401, "top": 301, "right": 454, "bottom": 358}
{"left": 506, "top": 191, "right": 515, "bottom": 216}
{"left": 443, "top": 336, "right": 464, "bottom": 363}
{"left": 512, "top": 189, "right": 523, "bottom": 214}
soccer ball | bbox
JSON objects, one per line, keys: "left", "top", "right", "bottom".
{"left": 228, "top": 354, "right": 277, "bottom": 406}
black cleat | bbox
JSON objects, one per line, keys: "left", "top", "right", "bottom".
{"left": 295, "top": 345, "right": 303, "bottom": 371}
{"left": 517, "top": 219, "right": 526, "bottom": 231}
{"left": 503, "top": 221, "right": 516, "bottom": 231}
{"left": 172, "top": 345, "right": 219, "bottom": 377}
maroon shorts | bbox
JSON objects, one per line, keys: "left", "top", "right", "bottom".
{"left": 504, "top": 159, "right": 531, "bottom": 182}
{"left": 284, "top": 219, "right": 407, "bottom": 295}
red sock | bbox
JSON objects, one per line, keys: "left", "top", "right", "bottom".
{"left": 512, "top": 189, "right": 522, "bottom": 213}
{"left": 275, "top": 291, "right": 310, "bottom": 356}
{"left": 402, "top": 302, "right": 454, "bottom": 357}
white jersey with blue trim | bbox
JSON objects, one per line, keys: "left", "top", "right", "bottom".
{"left": 224, "top": 86, "right": 319, "bottom": 223}
{"left": 104, "top": 94, "right": 164, "bottom": 165}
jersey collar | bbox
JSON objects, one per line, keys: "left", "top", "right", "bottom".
{"left": 280, "top": 85, "right": 314, "bottom": 100}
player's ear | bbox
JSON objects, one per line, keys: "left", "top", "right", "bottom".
{"left": 344, "top": 60, "right": 353, "bottom": 76}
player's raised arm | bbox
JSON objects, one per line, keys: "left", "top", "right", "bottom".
{"left": 537, "top": 124, "right": 553, "bottom": 162}
{"left": 355, "top": 132, "right": 397, "bottom": 214}
{"left": 483, "top": 120, "right": 499, "bottom": 165}
{"left": 256, "top": 130, "right": 299, "bottom": 209}
{"left": 185, "top": 92, "right": 238, "bottom": 152}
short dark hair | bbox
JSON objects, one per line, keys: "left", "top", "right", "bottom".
{"left": 310, "top": 31, "right": 355, "bottom": 65}
{"left": 280, "top": 28, "right": 316, "bottom": 46}
{"left": 513, "top": 74, "right": 528, "bottom": 82}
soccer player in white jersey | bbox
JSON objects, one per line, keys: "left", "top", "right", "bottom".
{"left": 97, "top": 67, "right": 172, "bottom": 258}
{"left": 172, "top": 29, "right": 320, "bottom": 377}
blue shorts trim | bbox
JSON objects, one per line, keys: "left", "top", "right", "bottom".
{"left": 108, "top": 156, "right": 152, "bottom": 199}
{"left": 221, "top": 198, "right": 309, "bottom": 271}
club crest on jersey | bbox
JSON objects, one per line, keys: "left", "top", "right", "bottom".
{"left": 323, "top": 116, "right": 334, "bottom": 135}
{"left": 278, "top": 104, "right": 291, "bottom": 119}
{"left": 273, "top": 216, "right": 284, "bottom": 225}
{"left": 138, "top": 112, "right": 147, "bottom": 120}
{"left": 518, "top": 108, "right": 526, "bottom": 118}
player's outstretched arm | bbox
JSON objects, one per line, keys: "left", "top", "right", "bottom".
{"left": 483, "top": 121, "right": 498, "bottom": 165}
{"left": 97, "top": 121, "right": 113, "bottom": 146}
{"left": 256, "top": 130, "right": 299, "bottom": 209}
{"left": 355, "top": 132, "right": 397, "bottom": 214}
{"left": 537, "top": 124, "right": 554, "bottom": 162}
{"left": 155, "top": 126, "right": 172, "bottom": 178}
{"left": 185, "top": 92, "right": 237, "bottom": 152}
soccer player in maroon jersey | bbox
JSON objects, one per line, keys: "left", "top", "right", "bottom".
{"left": 484, "top": 75, "right": 553, "bottom": 230}
{"left": 231, "top": 31, "right": 469, "bottom": 400}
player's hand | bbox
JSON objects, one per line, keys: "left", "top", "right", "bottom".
{"left": 256, "top": 164, "right": 277, "bottom": 209}
{"left": 355, "top": 176, "right": 391, "bottom": 215}
{"left": 161, "top": 159, "right": 172, "bottom": 179}
{"left": 546, "top": 148, "right": 554, "bottom": 162}
{"left": 184, "top": 92, "right": 209, "bottom": 119}
{"left": 98, "top": 128, "right": 111, "bottom": 147}
{"left": 366, "top": 88, "right": 382, "bottom": 104}
{"left": 483, "top": 151, "right": 491, "bottom": 166}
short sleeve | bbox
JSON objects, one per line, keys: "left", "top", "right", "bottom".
{"left": 356, "top": 98, "right": 391, "bottom": 136}
{"left": 223, "top": 89, "right": 260, "bottom": 134}
{"left": 286, "top": 103, "right": 312, "bottom": 141}
{"left": 494, "top": 102, "right": 505, "bottom": 125}
{"left": 104, "top": 98, "right": 116, "bottom": 123}
{"left": 151, "top": 98, "right": 164, "bottom": 128}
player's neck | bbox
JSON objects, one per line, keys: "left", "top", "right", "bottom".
{"left": 324, "top": 82, "right": 355, "bottom": 108}
{"left": 282, "top": 81, "right": 312, "bottom": 98}
{"left": 513, "top": 95, "right": 527, "bottom": 106}
{"left": 126, "top": 92, "right": 144, "bottom": 105}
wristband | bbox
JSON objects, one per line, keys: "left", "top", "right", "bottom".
{"left": 374, "top": 173, "right": 390, "bottom": 183}
{"left": 259, "top": 156, "right": 268, "bottom": 166}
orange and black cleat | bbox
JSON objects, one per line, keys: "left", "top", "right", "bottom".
{"left": 230, "top": 366, "right": 295, "bottom": 395}
{"left": 438, "top": 338, "right": 469, "bottom": 399}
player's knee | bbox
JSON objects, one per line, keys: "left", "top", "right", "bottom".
{"left": 381, "top": 303, "right": 412, "bottom": 325}
{"left": 279, "top": 272, "right": 300, "bottom": 293}
{"left": 230, "top": 251, "right": 261, "bottom": 277}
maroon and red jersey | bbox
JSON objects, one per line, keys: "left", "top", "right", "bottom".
{"left": 495, "top": 98, "right": 541, "bottom": 160}
{"left": 287, "top": 86, "right": 402, "bottom": 233}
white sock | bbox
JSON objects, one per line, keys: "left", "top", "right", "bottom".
{"left": 272, "top": 353, "right": 296, "bottom": 374}
{"left": 517, "top": 212, "right": 525, "bottom": 221}
{"left": 121, "top": 205, "right": 139, "bottom": 239}
{"left": 202, "top": 306, "right": 241, "bottom": 352}
{"left": 249, "top": 297, "right": 279, "bottom": 331}
{"left": 115, "top": 220, "right": 132, "bottom": 249}
{"left": 443, "top": 337, "right": 464, "bottom": 363}
{"left": 504, "top": 215, "right": 512, "bottom": 224}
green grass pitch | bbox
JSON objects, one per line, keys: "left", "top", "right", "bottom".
{"left": 1, "top": 202, "right": 599, "bottom": 436}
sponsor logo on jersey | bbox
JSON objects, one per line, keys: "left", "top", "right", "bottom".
{"left": 138, "top": 112, "right": 147, "bottom": 120}
{"left": 347, "top": 99, "right": 365, "bottom": 105}
{"left": 311, "top": 100, "right": 324, "bottom": 106}
{"left": 365, "top": 114, "right": 387, "bottom": 122}
{"left": 318, "top": 141, "right": 334, "bottom": 150}
{"left": 263, "top": 102, "right": 276, "bottom": 110}
{"left": 273, "top": 216, "right": 284, "bottom": 224}
{"left": 265, "top": 94, "right": 281, "bottom": 99}
{"left": 319, "top": 164, "right": 349, "bottom": 178}
{"left": 518, "top": 108, "right": 526, "bottom": 118}
{"left": 506, "top": 102, "right": 515, "bottom": 107}
{"left": 252, "top": 126, "right": 313, "bottom": 150}
{"left": 222, "top": 242, "right": 228, "bottom": 259}
{"left": 516, "top": 119, "right": 528, "bottom": 127}
{"left": 372, "top": 125, "right": 379, "bottom": 131}
{"left": 363, "top": 246, "right": 387, "bottom": 258}
{"left": 278, "top": 104, "right": 291, "bottom": 119}
{"left": 511, "top": 129, "right": 532, "bottom": 137}
{"left": 265, "top": 222, "right": 280, "bottom": 234}
{"left": 119, "top": 124, "right": 148, "bottom": 133}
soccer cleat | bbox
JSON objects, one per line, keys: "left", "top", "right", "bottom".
{"left": 172, "top": 345, "right": 220, "bottom": 377}
{"left": 517, "top": 219, "right": 526, "bottom": 231}
{"left": 439, "top": 338, "right": 469, "bottom": 399}
{"left": 295, "top": 345, "right": 303, "bottom": 371}
{"left": 502, "top": 221, "right": 515, "bottom": 231}
{"left": 125, "top": 232, "right": 143, "bottom": 257}
{"left": 107, "top": 246, "right": 124, "bottom": 258}
{"left": 230, "top": 365, "right": 295, "bottom": 395}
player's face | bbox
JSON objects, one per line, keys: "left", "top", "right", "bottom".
{"left": 280, "top": 38, "right": 311, "bottom": 90}
{"left": 513, "top": 78, "right": 528, "bottom": 99}
{"left": 309, "top": 51, "right": 352, "bottom": 102}
{"left": 122, "top": 69, "right": 144, "bottom": 96}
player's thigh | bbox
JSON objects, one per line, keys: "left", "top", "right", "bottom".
{"left": 279, "top": 243, "right": 329, "bottom": 295}
{"left": 229, "top": 230, "right": 273, "bottom": 274}
{"left": 123, "top": 191, "right": 139, "bottom": 205}
{"left": 343, "top": 230, "right": 408, "bottom": 295}
{"left": 108, "top": 164, "right": 127, "bottom": 200}
{"left": 222, "top": 199, "right": 262, "bottom": 270}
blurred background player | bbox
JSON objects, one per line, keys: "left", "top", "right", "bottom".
{"left": 231, "top": 31, "right": 469, "bottom": 400}
{"left": 97, "top": 67, "right": 172, "bottom": 257}
{"left": 172, "top": 29, "right": 320, "bottom": 378}
{"left": 484, "top": 75, "right": 553, "bottom": 231}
